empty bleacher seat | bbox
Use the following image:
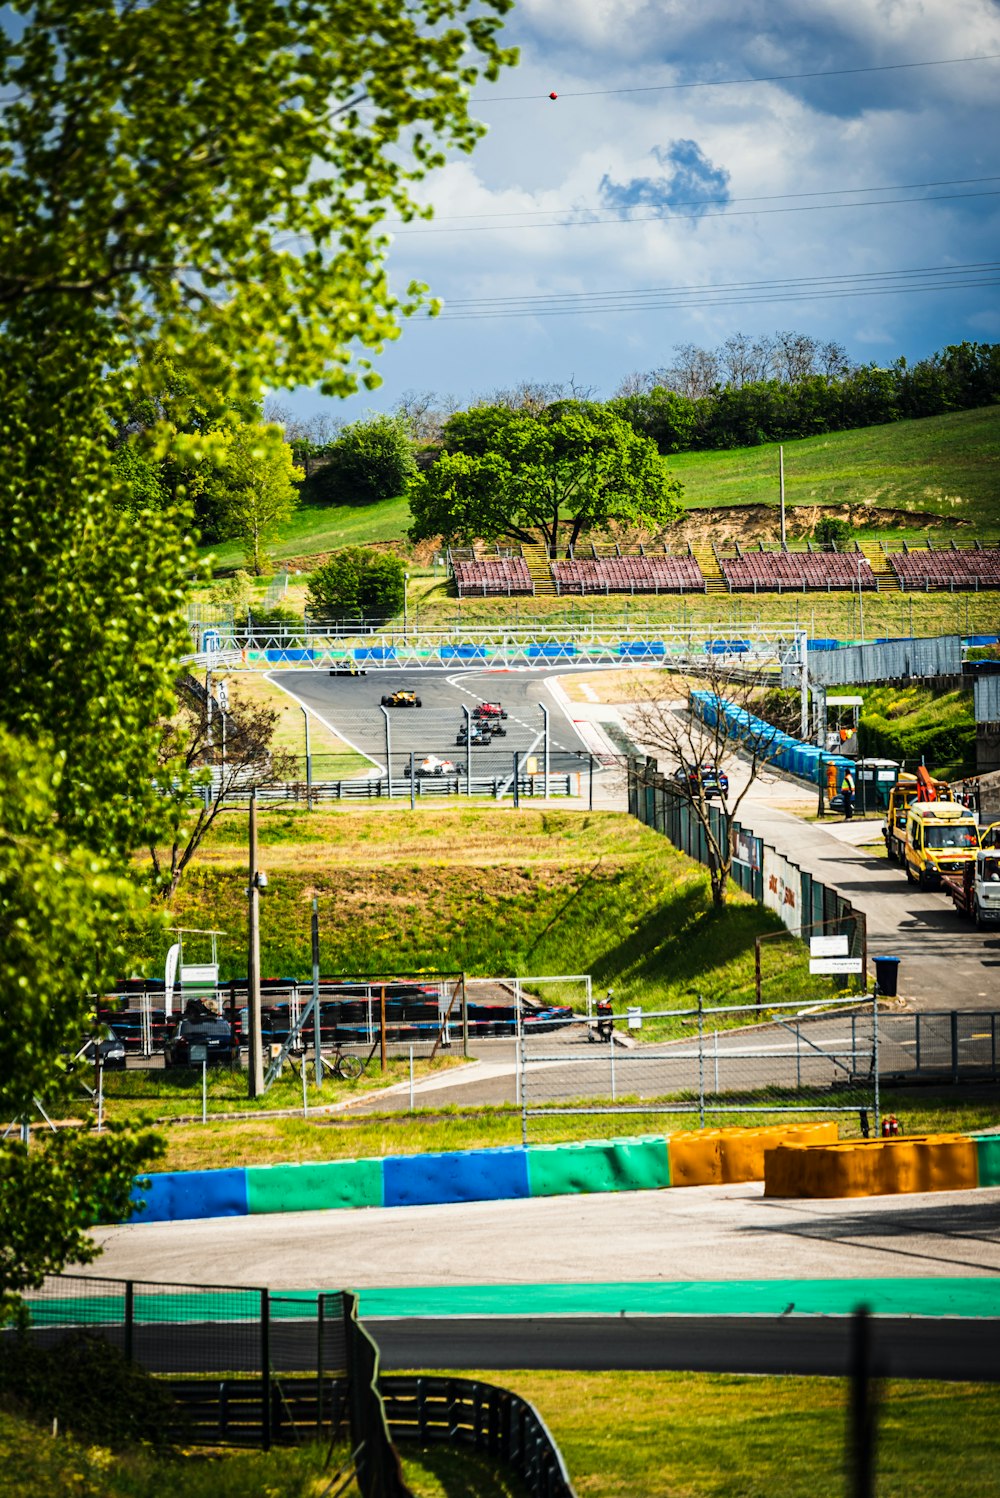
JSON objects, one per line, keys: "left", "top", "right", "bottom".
{"left": 453, "top": 558, "right": 534, "bottom": 596}
{"left": 550, "top": 556, "right": 706, "bottom": 595}
{"left": 717, "top": 550, "right": 877, "bottom": 592}
{"left": 887, "top": 548, "right": 1000, "bottom": 590}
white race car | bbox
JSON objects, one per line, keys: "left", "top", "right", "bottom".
{"left": 403, "top": 755, "right": 464, "bottom": 778}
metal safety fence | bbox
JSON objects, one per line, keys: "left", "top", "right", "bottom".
{"left": 518, "top": 996, "right": 880, "bottom": 1142}
{"left": 628, "top": 757, "right": 866, "bottom": 969}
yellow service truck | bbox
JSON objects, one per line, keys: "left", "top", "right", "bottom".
{"left": 903, "top": 801, "right": 980, "bottom": 889}
{"left": 882, "top": 772, "right": 954, "bottom": 864}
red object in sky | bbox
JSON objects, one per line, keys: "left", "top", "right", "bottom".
{"left": 549, "top": 91, "right": 558, "bottom": 100}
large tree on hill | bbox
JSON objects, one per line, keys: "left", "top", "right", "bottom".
{"left": 408, "top": 401, "right": 683, "bottom": 556}
{"left": 0, "top": 0, "right": 514, "bottom": 1313}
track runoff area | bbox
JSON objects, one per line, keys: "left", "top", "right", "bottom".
{"left": 109, "top": 666, "right": 997, "bottom": 1379}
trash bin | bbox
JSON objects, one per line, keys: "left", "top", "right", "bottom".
{"left": 873, "top": 955, "right": 900, "bottom": 997}
{"left": 626, "top": 1006, "right": 643, "bottom": 1031}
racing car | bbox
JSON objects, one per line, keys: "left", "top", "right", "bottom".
{"left": 456, "top": 723, "right": 493, "bottom": 747}
{"left": 381, "top": 689, "right": 422, "bottom": 708}
{"left": 473, "top": 702, "right": 507, "bottom": 721}
{"left": 403, "top": 755, "right": 465, "bottom": 778}
{"left": 673, "top": 762, "right": 729, "bottom": 799}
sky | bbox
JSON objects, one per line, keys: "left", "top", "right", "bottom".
{"left": 291, "top": 0, "right": 1000, "bottom": 426}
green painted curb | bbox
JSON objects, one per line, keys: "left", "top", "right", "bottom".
{"left": 355, "top": 1278, "right": 1000, "bottom": 1321}
{"left": 246, "top": 1158, "right": 383, "bottom": 1214}
{"left": 527, "top": 1135, "right": 670, "bottom": 1197}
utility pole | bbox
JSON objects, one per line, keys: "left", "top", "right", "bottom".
{"left": 779, "top": 445, "right": 786, "bottom": 548}
{"left": 380, "top": 705, "right": 393, "bottom": 798}
{"left": 539, "top": 701, "right": 550, "bottom": 800}
{"left": 247, "top": 790, "right": 264, "bottom": 1098}
{"left": 799, "top": 630, "right": 810, "bottom": 741}
{"left": 301, "top": 705, "right": 313, "bottom": 810}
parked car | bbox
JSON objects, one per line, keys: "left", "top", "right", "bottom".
{"left": 381, "top": 690, "right": 422, "bottom": 708}
{"left": 473, "top": 702, "right": 507, "bottom": 720}
{"left": 165, "top": 1015, "right": 233, "bottom": 1066}
{"left": 674, "top": 763, "right": 729, "bottom": 799}
{"left": 80, "top": 1028, "right": 127, "bottom": 1070}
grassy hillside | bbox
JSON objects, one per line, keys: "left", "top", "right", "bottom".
{"left": 857, "top": 684, "right": 976, "bottom": 779}
{"left": 199, "top": 405, "right": 1000, "bottom": 575}
{"left": 158, "top": 805, "right": 821, "bottom": 1023}
{"left": 669, "top": 404, "right": 1000, "bottom": 531}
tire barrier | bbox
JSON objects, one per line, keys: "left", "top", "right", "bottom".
{"left": 126, "top": 1124, "right": 840, "bottom": 1226}
{"left": 764, "top": 1133, "right": 1000, "bottom": 1198}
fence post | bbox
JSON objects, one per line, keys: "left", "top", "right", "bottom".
{"left": 754, "top": 939, "right": 762, "bottom": 1010}
{"left": 698, "top": 997, "right": 705, "bottom": 1127}
{"left": 951, "top": 1010, "right": 959, "bottom": 1083}
{"left": 316, "top": 1293, "right": 325, "bottom": 1437}
{"left": 512, "top": 752, "right": 520, "bottom": 809}
{"left": 849, "top": 1307, "right": 877, "bottom": 1498}
{"left": 518, "top": 999, "right": 527, "bottom": 1145}
{"left": 261, "top": 1289, "right": 272, "bottom": 1452}
{"left": 610, "top": 1028, "right": 616, "bottom": 1101}
{"left": 380, "top": 985, "right": 387, "bottom": 1074}
{"left": 124, "top": 1281, "right": 134, "bottom": 1365}
{"left": 873, "top": 992, "right": 880, "bottom": 1135}
{"left": 461, "top": 972, "right": 469, "bottom": 1058}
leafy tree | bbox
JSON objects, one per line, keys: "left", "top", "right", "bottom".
{"left": 210, "top": 422, "right": 302, "bottom": 573}
{"left": 307, "top": 548, "right": 406, "bottom": 620}
{"left": 409, "top": 401, "right": 683, "bottom": 555}
{"left": 813, "top": 517, "right": 853, "bottom": 550}
{"left": 607, "top": 387, "right": 697, "bottom": 454}
{"left": 0, "top": 0, "right": 513, "bottom": 1308}
{"left": 308, "top": 414, "right": 418, "bottom": 506}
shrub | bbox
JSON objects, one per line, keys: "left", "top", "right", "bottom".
{"left": 812, "top": 517, "right": 853, "bottom": 549}
{"left": 307, "top": 547, "right": 405, "bottom": 620}
{"left": 306, "top": 414, "right": 417, "bottom": 505}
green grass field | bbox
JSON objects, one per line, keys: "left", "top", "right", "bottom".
{"left": 201, "top": 491, "right": 412, "bottom": 570}
{"left": 160, "top": 805, "right": 820, "bottom": 1019}
{"left": 7, "top": 1373, "right": 1000, "bottom": 1498}
{"left": 669, "top": 403, "right": 1000, "bottom": 531}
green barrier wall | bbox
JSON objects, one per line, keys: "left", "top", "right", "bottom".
{"left": 974, "top": 1135, "right": 1000, "bottom": 1187}
{"left": 246, "top": 1158, "right": 383, "bottom": 1215}
{"left": 527, "top": 1135, "right": 671, "bottom": 1198}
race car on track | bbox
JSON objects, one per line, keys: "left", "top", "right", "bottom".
{"left": 456, "top": 723, "right": 493, "bottom": 747}
{"left": 381, "top": 689, "right": 422, "bottom": 708}
{"left": 473, "top": 702, "right": 507, "bottom": 720}
{"left": 403, "top": 755, "right": 465, "bottom": 778}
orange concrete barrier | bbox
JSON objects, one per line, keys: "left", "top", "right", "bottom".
{"left": 668, "top": 1123, "right": 839, "bottom": 1188}
{"left": 764, "top": 1134, "right": 980, "bottom": 1198}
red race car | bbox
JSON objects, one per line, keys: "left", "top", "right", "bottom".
{"left": 473, "top": 702, "right": 508, "bottom": 720}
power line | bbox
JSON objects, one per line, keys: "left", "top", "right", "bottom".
{"left": 472, "top": 51, "right": 1000, "bottom": 103}
{"left": 443, "top": 261, "right": 1000, "bottom": 308}
{"left": 393, "top": 188, "right": 1000, "bottom": 236}
{"left": 397, "top": 175, "right": 1000, "bottom": 226}
{"left": 416, "top": 263, "right": 1000, "bottom": 322}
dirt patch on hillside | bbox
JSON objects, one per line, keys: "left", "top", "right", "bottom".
{"left": 666, "top": 504, "right": 962, "bottom": 547}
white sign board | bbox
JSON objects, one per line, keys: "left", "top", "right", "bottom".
{"left": 189, "top": 1044, "right": 208, "bottom": 1063}
{"left": 181, "top": 964, "right": 218, "bottom": 987}
{"left": 809, "top": 935, "right": 849, "bottom": 957}
{"left": 810, "top": 957, "right": 864, "bottom": 975}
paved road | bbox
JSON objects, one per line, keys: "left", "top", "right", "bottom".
{"left": 274, "top": 667, "right": 618, "bottom": 780}
{"left": 89, "top": 1182, "right": 1000, "bottom": 1289}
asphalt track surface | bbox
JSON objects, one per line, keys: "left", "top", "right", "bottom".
{"left": 273, "top": 666, "right": 611, "bottom": 777}
{"left": 24, "top": 1315, "right": 996, "bottom": 1380}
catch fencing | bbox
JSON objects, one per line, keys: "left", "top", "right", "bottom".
{"left": 518, "top": 995, "right": 880, "bottom": 1142}
{"left": 8, "top": 1274, "right": 575, "bottom": 1496}
{"left": 783, "top": 634, "right": 962, "bottom": 688}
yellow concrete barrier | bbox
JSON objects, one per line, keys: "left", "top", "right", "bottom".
{"left": 667, "top": 1123, "right": 840, "bottom": 1188}
{"left": 764, "top": 1134, "right": 979, "bottom": 1198}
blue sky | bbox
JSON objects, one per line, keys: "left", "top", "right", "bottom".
{"left": 289, "top": 0, "right": 1000, "bottom": 426}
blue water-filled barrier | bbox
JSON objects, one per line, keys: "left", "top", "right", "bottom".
{"left": 618, "top": 641, "right": 666, "bottom": 658}
{"left": 440, "top": 645, "right": 489, "bottom": 660}
{"left": 353, "top": 647, "right": 398, "bottom": 661}
{"left": 527, "top": 643, "right": 577, "bottom": 658}
{"left": 690, "top": 691, "right": 853, "bottom": 785}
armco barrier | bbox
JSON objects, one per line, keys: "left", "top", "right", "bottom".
{"left": 383, "top": 1144, "right": 530, "bottom": 1208}
{"left": 128, "top": 1126, "right": 856, "bottom": 1227}
{"left": 526, "top": 1135, "right": 670, "bottom": 1197}
{"left": 764, "top": 1133, "right": 995, "bottom": 1198}
{"left": 246, "top": 1158, "right": 383, "bottom": 1215}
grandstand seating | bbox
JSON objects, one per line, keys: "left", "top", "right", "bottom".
{"left": 452, "top": 558, "right": 534, "bottom": 596}
{"left": 887, "top": 547, "right": 1000, "bottom": 590}
{"left": 551, "top": 556, "right": 706, "bottom": 594}
{"left": 718, "top": 549, "right": 877, "bottom": 592}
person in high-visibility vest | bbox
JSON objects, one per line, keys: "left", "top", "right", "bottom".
{"left": 841, "top": 767, "right": 856, "bottom": 822}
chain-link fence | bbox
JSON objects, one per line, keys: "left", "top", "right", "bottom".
{"left": 518, "top": 995, "right": 880, "bottom": 1143}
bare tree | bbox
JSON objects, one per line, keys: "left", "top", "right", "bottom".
{"left": 471, "top": 380, "right": 565, "bottom": 413}
{"left": 719, "top": 332, "right": 775, "bottom": 388}
{"left": 395, "top": 388, "right": 460, "bottom": 444}
{"left": 819, "top": 339, "right": 853, "bottom": 378}
{"left": 614, "top": 370, "right": 654, "bottom": 398}
{"left": 149, "top": 678, "right": 296, "bottom": 900}
{"left": 658, "top": 344, "right": 720, "bottom": 399}
{"left": 263, "top": 398, "right": 343, "bottom": 446}
{"left": 771, "top": 330, "right": 821, "bottom": 383}
{"left": 624, "top": 660, "right": 782, "bottom": 908}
